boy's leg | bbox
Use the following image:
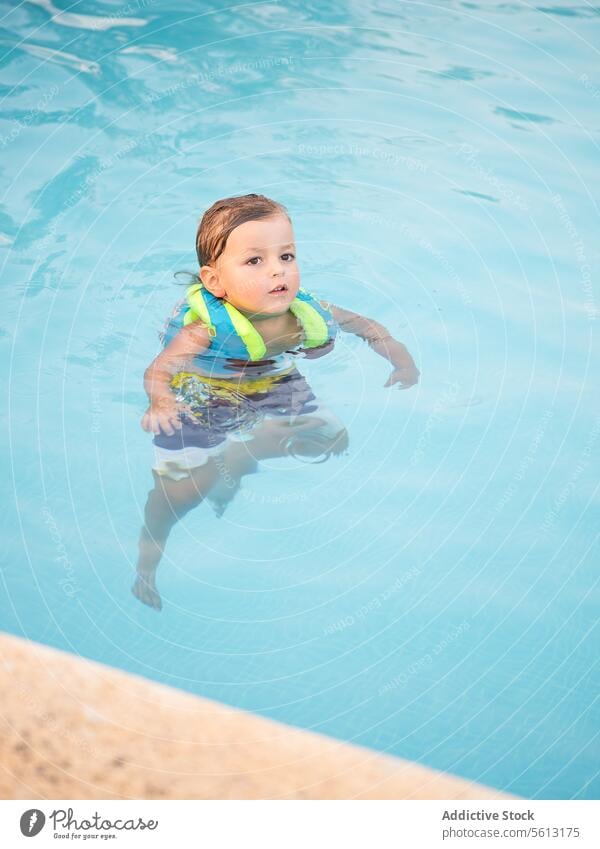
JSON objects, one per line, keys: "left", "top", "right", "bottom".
{"left": 205, "top": 414, "right": 349, "bottom": 513}
{"left": 134, "top": 411, "right": 348, "bottom": 607}
{"left": 205, "top": 443, "right": 258, "bottom": 517}
{"left": 239, "top": 414, "right": 349, "bottom": 461}
{"left": 201, "top": 419, "right": 311, "bottom": 518}
{"left": 133, "top": 461, "right": 219, "bottom": 610}
{"left": 201, "top": 420, "right": 308, "bottom": 517}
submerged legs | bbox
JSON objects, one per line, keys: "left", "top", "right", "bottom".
{"left": 133, "top": 463, "right": 218, "bottom": 610}
{"left": 134, "top": 416, "right": 348, "bottom": 610}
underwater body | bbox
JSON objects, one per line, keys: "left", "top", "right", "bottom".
{"left": 2, "top": 0, "right": 599, "bottom": 799}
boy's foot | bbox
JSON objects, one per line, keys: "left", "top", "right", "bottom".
{"left": 132, "top": 570, "right": 162, "bottom": 611}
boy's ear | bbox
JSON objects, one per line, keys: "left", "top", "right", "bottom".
{"left": 200, "top": 265, "right": 226, "bottom": 298}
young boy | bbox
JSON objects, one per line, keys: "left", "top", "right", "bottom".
{"left": 135, "top": 194, "right": 418, "bottom": 610}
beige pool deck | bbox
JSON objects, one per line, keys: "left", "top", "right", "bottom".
{"left": 0, "top": 632, "right": 510, "bottom": 800}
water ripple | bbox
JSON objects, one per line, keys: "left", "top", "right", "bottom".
{"left": 1, "top": 39, "right": 100, "bottom": 75}
{"left": 28, "top": 0, "right": 149, "bottom": 31}
{"left": 495, "top": 106, "right": 557, "bottom": 125}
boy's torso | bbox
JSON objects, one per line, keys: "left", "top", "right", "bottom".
{"left": 166, "top": 298, "right": 332, "bottom": 378}
{"left": 247, "top": 309, "right": 304, "bottom": 357}
{"left": 178, "top": 308, "right": 307, "bottom": 380}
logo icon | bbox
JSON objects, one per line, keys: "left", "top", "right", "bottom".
{"left": 19, "top": 809, "right": 46, "bottom": 837}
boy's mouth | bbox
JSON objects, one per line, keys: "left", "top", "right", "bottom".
{"left": 268, "top": 283, "right": 288, "bottom": 295}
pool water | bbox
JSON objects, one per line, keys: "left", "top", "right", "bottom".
{"left": 1, "top": 0, "right": 598, "bottom": 799}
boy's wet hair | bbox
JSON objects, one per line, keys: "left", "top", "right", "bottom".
{"left": 196, "top": 193, "right": 289, "bottom": 267}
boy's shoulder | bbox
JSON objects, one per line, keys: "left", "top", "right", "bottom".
{"left": 316, "top": 298, "right": 335, "bottom": 312}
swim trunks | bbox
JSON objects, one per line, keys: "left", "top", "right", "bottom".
{"left": 152, "top": 366, "right": 345, "bottom": 480}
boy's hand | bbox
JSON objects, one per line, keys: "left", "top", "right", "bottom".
{"left": 384, "top": 362, "right": 420, "bottom": 390}
{"left": 141, "top": 398, "right": 189, "bottom": 435}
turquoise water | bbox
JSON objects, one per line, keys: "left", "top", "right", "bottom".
{"left": 2, "top": 0, "right": 599, "bottom": 799}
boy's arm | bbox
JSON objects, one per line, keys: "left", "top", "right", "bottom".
{"left": 324, "top": 302, "right": 420, "bottom": 389}
{"left": 141, "top": 321, "right": 210, "bottom": 435}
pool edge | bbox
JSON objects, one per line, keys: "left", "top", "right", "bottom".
{"left": 0, "top": 632, "right": 514, "bottom": 800}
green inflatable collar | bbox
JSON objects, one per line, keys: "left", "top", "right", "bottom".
{"left": 183, "top": 283, "right": 332, "bottom": 362}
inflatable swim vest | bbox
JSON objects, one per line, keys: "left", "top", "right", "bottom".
{"left": 162, "top": 282, "right": 337, "bottom": 372}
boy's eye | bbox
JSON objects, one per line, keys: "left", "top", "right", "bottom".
{"left": 246, "top": 256, "right": 261, "bottom": 265}
{"left": 281, "top": 253, "right": 295, "bottom": 261}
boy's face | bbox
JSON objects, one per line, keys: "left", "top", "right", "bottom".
{"left": 201, "top": 214, "right": 300, "bottom": 317}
